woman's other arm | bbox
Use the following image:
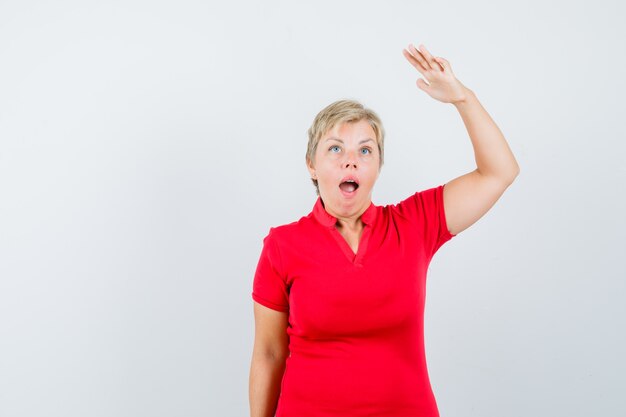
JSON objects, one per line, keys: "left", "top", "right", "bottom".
{"left": 249, "top": 302, "right": 290, "bottom": 417}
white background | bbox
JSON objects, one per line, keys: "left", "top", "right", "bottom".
{"left": 1, "top": 1, "right": 624, "bottom": 416}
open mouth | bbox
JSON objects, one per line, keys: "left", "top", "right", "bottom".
{"left": 339, "top": 180, "right": 359, "bottom": 194}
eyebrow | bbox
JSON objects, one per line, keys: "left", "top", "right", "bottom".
{"left": 324, "top": 137, "right": 375, "bottom": 144}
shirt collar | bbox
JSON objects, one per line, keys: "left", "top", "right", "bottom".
{"left": 312, "top": 197, "right": 377, "bottom": 228}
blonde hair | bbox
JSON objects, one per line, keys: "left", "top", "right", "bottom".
{"left": 306, "top": 99, "right": 385, "bottom": 196}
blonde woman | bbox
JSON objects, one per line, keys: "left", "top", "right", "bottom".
{"left": 249, "top": 43, "right": 520, "bottom": 417}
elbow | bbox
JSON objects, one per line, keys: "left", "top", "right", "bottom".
{"left": 511, "top": 164, "right": 520, "bottom": 183}
{"left": 504, "top": 162, "right": 520, "bottom": 186}
{"left": 253, "top": 344, "right": 289, "bottom": 363}
{"left": 486, "top": 166, "right": 519, "bottom": 187}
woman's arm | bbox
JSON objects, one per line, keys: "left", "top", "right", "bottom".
{"left": 452, "top": 88, "right": 519, "bottom": 181}
{"left": 249, "top": 302, "right": 290, "bottom": 417}
{"left": 403, "top": 43, "right": 520, "bottom": 235}
{"left": 443, "top": 87, "right": 520, "bottom": 235}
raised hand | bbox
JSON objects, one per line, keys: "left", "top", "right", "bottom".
{"left": 402, "top": 43, "right": 469, "bottom": 104}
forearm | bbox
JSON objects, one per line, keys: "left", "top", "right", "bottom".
{"left": 249, "top": 354, "right": 287, "bottom": 417}
{"left": 453, "top": 88, "right": 520, "bottom": 182}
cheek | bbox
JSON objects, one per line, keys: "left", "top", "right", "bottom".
{"left": 365, "top": 171, "right": 379, "bottom": 186}
{"left": 317, "top": 168, "right": 335, "bottom": 184}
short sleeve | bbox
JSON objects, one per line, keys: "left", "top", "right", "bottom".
{"left": 251, "top": 228, "right": 289, "bottom": 313}
{"left": 395, "top": 184, "right": 456, "bottom": 257}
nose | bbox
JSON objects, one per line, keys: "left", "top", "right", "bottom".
{"left": 343, "top": 149, "right": 357, "bottom": 168}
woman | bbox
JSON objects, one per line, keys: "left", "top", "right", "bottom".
{"left": 249, "top": 43, "right": 520, "bottom": 417}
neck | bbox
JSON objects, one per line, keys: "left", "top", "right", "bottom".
{"left": 335, "top": 217, "right": 363, "bottom": 231}
{"left": 320, "top": 196, "right": 370, "bottom": 230}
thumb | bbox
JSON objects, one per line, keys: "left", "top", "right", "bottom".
{"left": 416, "top": 78, "right": 429, "bottom": 91}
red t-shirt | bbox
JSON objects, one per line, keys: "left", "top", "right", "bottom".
{"left": 252, "top": 184, "right": 456, "bottom": 417}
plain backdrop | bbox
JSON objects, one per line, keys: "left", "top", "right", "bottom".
{"left": 1, "top": 1, "right": 625, "bottom": 416}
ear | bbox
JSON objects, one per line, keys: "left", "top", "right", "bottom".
{"left": 306, "top": 158, "right": 317, "bottom": 179}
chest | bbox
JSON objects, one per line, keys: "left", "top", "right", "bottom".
{"left": 281, "top": 223, "right": 430, "bottom": 339}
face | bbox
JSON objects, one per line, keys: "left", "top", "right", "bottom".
{"left": 307, "top": 119, "right": 381, "bottom": 222}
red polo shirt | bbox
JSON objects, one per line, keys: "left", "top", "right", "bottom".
{"left": 252, "top": 184, "right": 456, "bottom": 417}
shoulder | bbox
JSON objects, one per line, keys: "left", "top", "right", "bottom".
{"left": 388, "top": 186, "right": 443, "bottom": 208}
{"left": 380, "top": 185, "right": 444, "bottom": 220}
{"left": 264, "top": 214, "right": 313, "bottom": 242}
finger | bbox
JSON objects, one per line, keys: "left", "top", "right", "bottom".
{"left": 434, "top": 56, "right": 451, "bottom": 73}
{"left": 432, "top": 57, "right": 445, "bottom": 72}
{"left": 403, "top": 46, "right": 427, "bottom": 72}
{"left": 418, "top": 44, "right": 440, "bottom": 71}
{"left": 402, "top": 48, "right": 427, "bottom": 74}
{"left": 408, "top": 43, "right": 432, "bottom": 70}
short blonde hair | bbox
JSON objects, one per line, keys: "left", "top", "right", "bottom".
{"left": 306, "top": 99, "right": 385, "bottom": 196}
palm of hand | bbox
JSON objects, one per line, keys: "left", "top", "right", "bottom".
{"left": 402, "top": 43, "right": 468, "bottom": 104}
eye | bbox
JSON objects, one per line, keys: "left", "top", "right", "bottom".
{"left": 360, "top": 147, "right": 372, "bottom": 155}
{"left": 329, "top": 145, "right": 341, "bottom": 153}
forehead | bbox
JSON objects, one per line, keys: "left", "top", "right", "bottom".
{"left": 320, "top": 119, "right": 377, "bottom": 143}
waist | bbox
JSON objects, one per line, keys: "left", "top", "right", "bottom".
{"left": 278, "top": 352, "right": 439, "bottom": 416}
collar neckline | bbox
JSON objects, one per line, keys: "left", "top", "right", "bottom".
{"left": 312, "top": 197, "right": 377, "bottom": 228}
